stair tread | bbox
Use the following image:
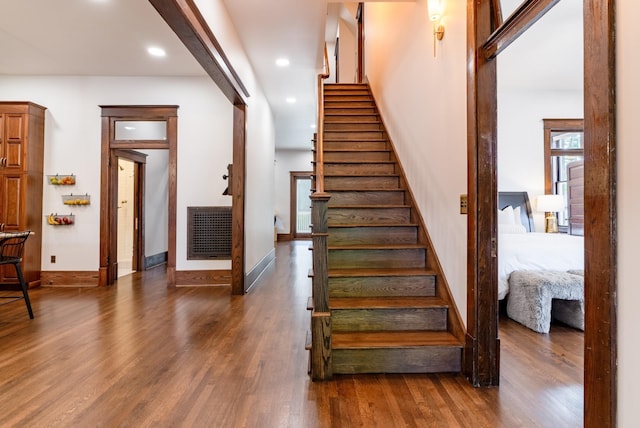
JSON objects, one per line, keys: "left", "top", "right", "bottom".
{"left": 325, "top": 173, "right": 399, "bottom": 177}
{"left": 328, "top": 244, "right": 427, "bottom": 250}
{"left": 330, "top": 296, "right": 447, "bottom": 309}
{"left": 323, "top": 160, "right": 395, "bottom": 164}
{"left": 332, "top": 331, "right": 462, "bottom": 349}
{"left": 321, "top": 148, "right": 390, "bottom": 152}
{"left": 329, "top": 268, "right": 437, "bottom": 277}
{"left": 326, "top": 187, "right": 402, "bottom": 192}
{"left": 329, "top": 204, "right": 409, "bottom": 208}
{"left": 328, "top": 188, "right": 403, "bottom": 192}
{"left": 329, "top": 223, "right": 419, "bottom": 228}
{"left": 323, "top": 140, "right": 387, "bottom": 143}
{"left": 325, "top": 112, "right": 379, "bottom": 116}
{"left": 324, "top": 123, "right": 381, "bottom": 126}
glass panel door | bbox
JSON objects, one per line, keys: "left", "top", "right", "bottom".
{"left": 295, "top": 176, "right": 312, "bottom": 238}
{"left": 290, "top": 172, "right": 312, "bottom": 239}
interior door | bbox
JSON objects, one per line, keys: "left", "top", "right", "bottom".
{"left": 290, "top": 172, "right": 312, "bottom": 239}
{"left": 567, "top": 160, "right": 584, "bottom": 236}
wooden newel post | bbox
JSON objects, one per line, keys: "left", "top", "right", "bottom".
{"left": 310, "top": 191, "right": 332, "bottom": 380}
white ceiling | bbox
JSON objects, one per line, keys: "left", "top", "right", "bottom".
{"left": 0, "top": 0, "right": 582, "bottom": 150}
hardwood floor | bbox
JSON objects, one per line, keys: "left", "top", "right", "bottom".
{"left": 0, "top": 241, "right": 583, "bottom": 427}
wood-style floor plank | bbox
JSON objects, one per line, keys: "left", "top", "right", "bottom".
{"left": 0, "top": 241, "right": 583, "bottom": 427}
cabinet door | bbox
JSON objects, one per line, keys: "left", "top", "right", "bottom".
{"left": 0, "top": 174, "right": 24, "bottom": 283}
{"left": 0, "top": 174, "right": 23, "bottom": 231}
{"left": 2, "top": 114, "right": 24, "bottom": 170}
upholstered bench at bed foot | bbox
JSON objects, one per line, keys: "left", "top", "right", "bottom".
{"left": 507, "top": 270, "right": 584, "bottom": 333}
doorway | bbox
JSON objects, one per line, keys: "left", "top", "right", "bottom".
{"left": 100, "top": 106, "right": 177, "bottom": 286}
{"left": 114, "top": 149, "right": 152, "bottom": 278}
{"left": 467, "top": 0, "right": 616, "bottom": 424}
{"left": 117, "top": 158, "right": 136, "bottom": 277}
{"left": 290, "top": 172, "right": 313, "bottom": 239}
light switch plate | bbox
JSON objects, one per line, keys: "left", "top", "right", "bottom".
{"left": 460, "top": 194, "right": 468, "bottom": 214}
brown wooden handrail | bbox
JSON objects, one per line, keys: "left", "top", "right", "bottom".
{"left": 315, "top": 43, "right": 330, "bottom": 194}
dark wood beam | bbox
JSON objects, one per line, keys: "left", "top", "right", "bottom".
{"left": 148, "top": 0, "right": 249, "bottom": 105}
{"left": 482, "top": 0, "right": 559, "bottom": 60}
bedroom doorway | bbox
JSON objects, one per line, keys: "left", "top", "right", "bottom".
{"left": 467, "top": 0, "right": 615, "bottom": 424}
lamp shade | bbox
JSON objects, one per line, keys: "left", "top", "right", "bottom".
{"left": 536, "top": 194, "right": 564, "bottom": 212}
{"left": 427, "top": 0, "right": 444, "bottom": 21}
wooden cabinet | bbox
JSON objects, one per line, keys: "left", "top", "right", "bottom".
{"left": 0, "top": 102, "right": 46, "bottom": 287}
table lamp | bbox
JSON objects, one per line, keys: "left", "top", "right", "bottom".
{"left": 536, "top": 194, "right": 564, "bottom": 233}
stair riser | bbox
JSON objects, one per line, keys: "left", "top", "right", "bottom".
{"left": 325, "top": 131, "right": 385, "bottom": 140}
{"left": 324, "top": 123, "right": 383, "bottom": 132}
{"left": 328, "top": 226, "right": 417, "bottom": 246}
{"left": 324, "top": 163, "right": 395, "bottom": 175}
{"left": 325, "top": 95, "right": 373, "bottom": 102}
{"left": 325, "top": 84, "right": 369, "bottom": 90}
{"left": 332, "top": 307, "right": 447, "bottom": 331}
{"left": 323, "top": 151, "right": 390, "bottom": 162}
{"left": 328, "top": 207, "right": 410, "bottom": 224}
{"left": 332, "top": 347, "right": 462, "bottom": 374}
{"left": 325, "top": 107, "right": 378, "bottom": 115}
{"left": 325, "top": 115, "right": 379, "bottom": 123}
{"left": 329, "top": 276, "right": 436, "bottom": 298}
{"left": 324, "top": 90, "right": 370, "bottom": 96}
{"left": 328, "top": 248, "right": 425, "bottom": 269}
{"left": 325, "top": 101, "right": 375, "bottom": 108}
{"left": 324, "top": 140, "right": 387, "bottom": 151}
{"left": 328, "top": 191, "right": 405, "bottom": 206}
{"left": 325, "top": 176, "right": 399, "bottom": 190}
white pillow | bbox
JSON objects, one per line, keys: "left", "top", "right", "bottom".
{"left": 498, "top": 205, "right": 515, "bottom": 225}
{"left": 513, "top": 206, "right": 522, "bottom": 226}
{"left": 499, "top": 223, "right": 527, "bottom": 234}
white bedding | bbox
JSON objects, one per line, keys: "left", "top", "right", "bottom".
{"left": 498, "top": 232, "right": 584, "bottom": 300}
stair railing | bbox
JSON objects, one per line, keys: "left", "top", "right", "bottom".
{"left": 310, "top": 43, "right": 332, "bottom": 380}
{"left": 315, "top": 43, "right": 330, "bottom": 194}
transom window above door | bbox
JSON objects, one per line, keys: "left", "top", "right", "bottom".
{"left": 114, "top": 120, "right": 167, "bottom": 141}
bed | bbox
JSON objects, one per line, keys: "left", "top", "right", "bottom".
{"left": 498, "top": 192, "right": 584, "bottom": 300}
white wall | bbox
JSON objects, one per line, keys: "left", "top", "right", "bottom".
{"left": 0, "top": 75, "right": 234, "bottom": 271}
{"left": 617, "top": 1, "right": 640, "bottom": 425}
{"left": 0, "top": 1, "right": 277, "bottom": 279}
{"left": 274, "top": 149, "right": 313, "bottom": 234}
{"left": 194, "top": 0, "right": 276, "bottom": 273}
{"left": 338, "top": 18, "right": 357, "bottom": 84}
{"left": 364, "top": 0, "right": 468, "bottom": 321}
{"left": 497, "top": 88, "right": 583, "bottom": 231}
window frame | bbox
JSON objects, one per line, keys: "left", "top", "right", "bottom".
{"left": 543, "top": 118, "right": 584, "bottom": 233}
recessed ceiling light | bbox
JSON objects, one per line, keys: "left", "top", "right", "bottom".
{"left": 286, "top": 97, "right": 296, "bottom": 104}
{"left": 147, "top": 47, "right": 166, "bottom": 57}
{"left": 310, "top": 124, "right": 316, "bottom": 129}
{"left": 276, "top": 58, "right": 290, "bottom": 67}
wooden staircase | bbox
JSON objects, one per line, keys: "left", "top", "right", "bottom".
{"left": 308, "top": 83, "right": 464, "bottom": 378}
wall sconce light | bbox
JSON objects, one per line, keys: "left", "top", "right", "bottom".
{"left": 427, "top": 0, "right": 445, "bottom": 56}
{"left": 536, "top": 194, "right": 565, "bottom": 233}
